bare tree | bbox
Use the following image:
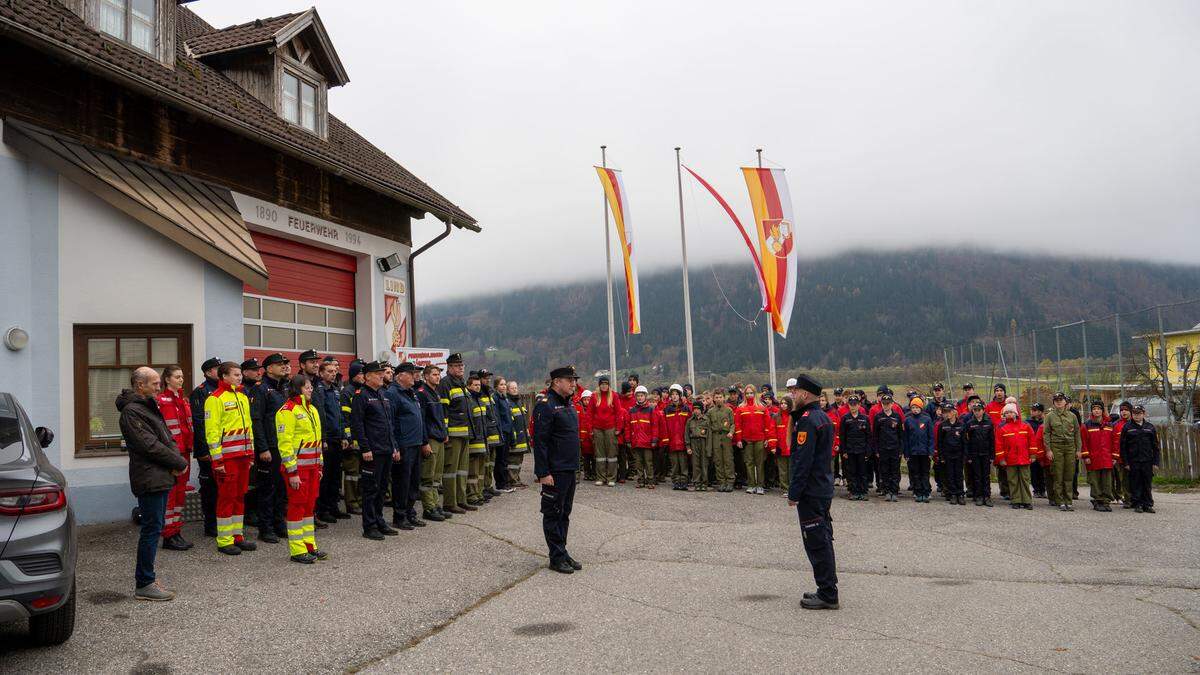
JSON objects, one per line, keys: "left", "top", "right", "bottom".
{"left": 1133, "top": 341, "right": 1199, "bottom": 422}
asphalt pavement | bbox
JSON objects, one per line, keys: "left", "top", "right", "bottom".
{"left": 2, "top": 472, "right": 1197, "bottom": 674}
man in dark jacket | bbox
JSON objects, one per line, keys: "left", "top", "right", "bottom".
{"left": 315, "top": 360, "right": 349, "bottom": 523}
{"left": 415, "top": 364, "right": 449, "bottom": 521}
{"left": 386, "top": 362, "right": 429, "bottom": 530}
{"left": 187, "top": 357, "right": 221, "bottom": 537}
{"left": 871, "top": 394, "right": 905, "bottom": 502}
{"left": 533, "top": 366, "right": 582, "bottom": 574}
{"left": 1120, "top": 405, "right": 1161, "bottom": 513}
{"left": 787, "top": 374, "right": 838, "bottom": 610}
{"left": 248, "top": 354, "right": 288, "bottom": 542}
{"left": 963, "top": 399, "right": 997, "bottom": 507}
{"left": 352, "top": 362, "right": 399, "bottom": 540}
{"left": 118, "top": 367, "right": 189, "bottom": 602}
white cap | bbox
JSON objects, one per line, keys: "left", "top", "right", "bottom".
{"left": 635, "top": 385, "right": 648, "bottom": 395}
{"left": 785, "top": 377, "right": 798, "bottom": 388}
{"left": 581, "top": 389, "right": 593, "bottom": 398}
{"left": 669, "top": 383, "right": 685, "bottom": 394}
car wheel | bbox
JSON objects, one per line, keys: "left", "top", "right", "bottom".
{"left": 29, "top": 577, "right": 76, "bottom": 646}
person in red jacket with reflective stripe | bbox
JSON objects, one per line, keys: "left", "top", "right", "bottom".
{"left": 996, "top": 405, "right": 1036, "bottom": 509}
{"left": 734, "top": 385, "right": 773, "bottom": 495}
{"left": 660, "top": 385, "right": 692, "bottom": 490}
{"left": 587, "top": 378, "right": 625, "bottom": 486}
{"left": 1111, "top": 401, "right": 1133, "bottom": 507}
{"left": 772, "top": 397, "right": 793, "bottom": 493}
{"left": 984, "top": 385, "right": 1011, "bottom": 499}
{"left": 156, "top": 365, "right": 194, "bottom": 551}
{"left": 577, "top": 391, "right": 595, "bottom": 481}
{"left": 1081, "top": 400, "right": 1116, "bottom": 511}
{"left": 623, "top": 386, "right": 661, "bottom": 488}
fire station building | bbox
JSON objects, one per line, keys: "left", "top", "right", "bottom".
{"left": 0, "top": 2, "right": 477, "bottom": 523}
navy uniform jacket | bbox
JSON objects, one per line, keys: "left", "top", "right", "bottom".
{"left": 316, "top": 380, "right": 344, "bottom": 444}
{"left": 351, "top": 385, "right": 395, "bottom": 457}
{"left": 248, "top": 376, "right": 286, "bottom": 458}
{"left": 415, "top": 381, "right": 448, "bottom": 443}
{"left": 788, "top": 400, "right": 834, "bottom": 502}
{"left": 934, "top": 418, "right": 966, "bottom": 458}
{"left": 508, "top": 394, "right": 530, "bottom": 451}
{"left": 1119, "top": 420, "right": 1160, "bottom": 465}
{"left": 871, "top": 410, "right": 905, "bottom": 455}
{"left": 385, "top": 382, "right": 428, "bottom": 449}
{"left": 188, "top": 377, "right": 219, "bottom": 458}
{"left": 492, "top": 390, "right": 514, "bottom": 447}
{"left": 532, "top": 388, "right": 580, "bottom": 477}
{"left": 903, "top": 412, "right": 934, "bottom": 457}
{"left": 962, "top": 414, "right": 996, "bottom": 456}
{"left": 838, "top": 411, "right": 871, "bottom": 454}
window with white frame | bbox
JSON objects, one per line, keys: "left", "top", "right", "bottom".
{"left": 99, "top": 0, "right": 156, "bottom": 55}
{"left": 243, "top": 295, "right": 355, "bottom": 355}
{"left": 281, "top": 70, "right": 320, "bottom": 134}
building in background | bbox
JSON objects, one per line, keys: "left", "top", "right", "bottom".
{"left": 0, "top": 1, "right": 477, "bottom": 523}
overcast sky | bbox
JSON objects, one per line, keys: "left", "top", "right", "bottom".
{"left": 197, "top": 1, "right": 1200, "bottom": 302}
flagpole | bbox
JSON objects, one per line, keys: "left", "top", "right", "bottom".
{"left": 757, "top": 148, "right": 777, "bottom": 393}
{"left": 601, "top": 145, "right": 617, "bottom": 382}
{"left": 675, "top": 147, "right": 696, "bottom": 390}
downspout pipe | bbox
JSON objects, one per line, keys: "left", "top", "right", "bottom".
{"left": 407, "top": 218, "right": 453, "bottom": 347}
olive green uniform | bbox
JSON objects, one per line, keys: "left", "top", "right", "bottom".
{"left": 1043, "top": 408, "right": 1081, "bottom": 506}
{"left": 706, "top": 404, "right": 735, "bottom": 489}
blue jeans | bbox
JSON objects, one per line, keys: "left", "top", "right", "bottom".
{"left": 136, "top": 490, "right": 169, "bottom": 589}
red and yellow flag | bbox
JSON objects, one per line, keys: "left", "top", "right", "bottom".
{"left": 595, "top": 167, "right": 641, "bottom": 334}
{"left": 742, "top": 167, "right": 797, "bottom": 337}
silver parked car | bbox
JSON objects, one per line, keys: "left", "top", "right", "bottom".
{"left": 0, "top": 392, "right": 76, "bottom": 645}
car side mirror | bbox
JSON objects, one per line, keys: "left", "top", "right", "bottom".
{"left": 35, "top": 426, "right": 54, "bottom": 449}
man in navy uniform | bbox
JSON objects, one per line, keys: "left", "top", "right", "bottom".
{"left": 188, "top": 357, "right": 222, "bottom": 536}
{"left": 533, "top": 365, "right": 582, "bottom": 574}
{"left": 351, "top": 361, "right": 399, "bottom": 540}
{"left": 787, "top": 373, "right": 839, "bottom": 610}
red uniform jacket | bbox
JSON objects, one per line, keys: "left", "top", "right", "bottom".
{"left": 734, "top": 400, "right": 774, "bottom": 446}
{"left": 587, "top": 390, "right": 624, "bottom": 432}
{"left": 660, "top": 403, "right": 692, "bottom": 452}
{"left": 1080, "top": 418, "right": 1115, "bottom": 470}
{"left": 616, "top": 392, "right": 636, "bottom": 421}
{"left": 624, "top": 403, "right": 660, "bottom": 448}
{"left": 824, "top": 406, "right": 841, "bottom": 455}
{"left": 156, "top": 387, "right": 193, "bottom": 455}
{"left": 984, "top": 399, "right": 1006, "bottom": 428}
{"left": 774, "top": 410, "right": 791, "bottom": 457}
{"left": 1111, "top": 418, "right": 1128, "bottom": 465}
{"left": 997, "top": 420, "right": 1036, "bottom": 466}
{"left": 576, "top": 402, "right": 594, "bottom": 455}
{"left": 1033, "top": 426, "right": 1051, "bottom": 467}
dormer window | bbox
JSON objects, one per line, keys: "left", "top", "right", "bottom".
{"left": 99, "top": 0, "right": 156, "bottom": 55}
{"left": 282, "top": 70, "right": 319, "bottom": 134}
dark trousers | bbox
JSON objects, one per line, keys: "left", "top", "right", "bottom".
{"left": 943, "top": 455, "right": 965, "bottom": 497}
{"left": 864, "top": 454, "right": 876, "bottom": 488}
{"left": 844, "top": 453, "right": 868, "bottom": 495}
{"left": 1030, "top": 462, "right": 1046, "bottom": 495}
{"left": 135, "top": 489, "right": 169, "bottom": 589}
{"left": 493, "top": 443, "right": 510, "bottom": 489}
{"left": 832, "top": 453, "right": 842, "bottom": 480}
{"left": 317, "top": 442, "right": 343, "bottom": 516}
{"left": 197, "top": 458, "right": 218, "bottom": 533}
{"left": 996, "top": 465, "right": 1009, "bottom": 498}
{"left": 1128, "top": 462, "right": 1154, "bottom": 508}
{"left": 254, "top": 454, "right": 286, "bottom": 534}
{"left": 361, "top": 452, "right": 394, "bottom": 533}
{"left": 933, "top": 459, "right": 945, "bottom": 493}
{"left": 878, "top": 451, "right": 901, "bottom": 495}
{"left": 391, "top": 445, "right": 421, "bottom": 523}
{"left": 907, "top": 455, "right": 931, "bottom": 497}
{"left": 796, "top": 496, "right": 838, "bottom": 603}
{"left": 968, "top": 454, "right": 992, "bottom": 499}
{"left": 540, "top": 471, "right": 577, "bottom": 564}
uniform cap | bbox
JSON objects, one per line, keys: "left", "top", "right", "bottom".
{"left": 397, "top": 362, "right": 420, "bottom": 374}
{"left": 963, "top": 382, "right": 975, "bottom": 390}
{"left": 933, "top": 382, "right": 945, "bottom": 390}
{"left": 298, "top": 349, "right": 321, "bottom": 363}
{"left": 446, "top": 352, "right": 464, "bottom": 365}
{"left": 876, "top": 385, "right": 890, "bottom": 395}
{"left": 793, "top": 374, "right": 823, "bottom": 397}
{"left": 1132, "top": 404, "right": 1146, "bottom": 413}
{"left": 239, "top": 358, "right": 261, "bottom": 371}
{"left": 363, "top": 361, "right": 386, "bottom": 374}
{"left": 833, "top": 387, "right": 845, "bottom": 395}
{"left": 477, "top": 368, "right": 493, "bottom": 378}
{"left": 201, "top": 357, "right": 223, "bottom": 372}
{"left": 349, "top": 361, "right": 365, "bottom": 380}
{"left": 635, "top": 385, "right": 649, "bottom": 395}
{"left": 549, "top": 365, "right": 579, "bottom": 380}
{"left": 262, "top": 352, "right": 289, "bottom": 367}
{"left": 971, "top": 400, "right": 984, "bottom": 409}
{"left": 1052, "top": 391, "right": 1067, "bottom": 400}
{"left": 940, "top": 402, "right": 956, "bottom": 412}
{"left": 1031, "top": 402, "right": 1045, "bottom": 411}
{"left": 967, "top": 394, "right": 982, "bottom": 403}
{"left": 848, "top": 395, "right": 861, "bottom": 404}
{"left": 881, "top": 394, "right": 894, "bottom": 402}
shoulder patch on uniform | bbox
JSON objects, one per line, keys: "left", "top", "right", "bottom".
{"left": 277, "top": 423, "right": 286, "bottom": 433}
{"left": 802, "top": 411, "right": 810, "bottom": 417}
{"left": 796, "top": 431, "right": 808, "bottom": 444}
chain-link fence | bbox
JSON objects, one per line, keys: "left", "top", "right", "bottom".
{"left": 927, "top": 298, "right": 1200, "bottom": 480}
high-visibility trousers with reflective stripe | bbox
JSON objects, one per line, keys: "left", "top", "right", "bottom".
{"left": 163, "top": 450, "right": 190, "bottom": 538}
{"left": 342, "top": 451, "right": 361, "bottom": 509}
{"left": 420, "top": 438, "right": 445, "bottom": 513}
{"left": 508, "top": 449, "right": 527, "bottom": 485}
{"left": 593, "top": 428, "right": 618, "bottom": 482}
{"left": 214, "top": 456, "right": 252, "bottom": 548}
{"left": 443, "top": 436, "right": 468, "bottom": 510}
{"left": 284, "top": 466, "right": 320, "bottom": 557}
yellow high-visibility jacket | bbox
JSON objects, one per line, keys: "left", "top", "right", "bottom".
{"left": 203, "top": 383, "right": 253, "bottom": 463}
{"left": 276, "top": 396, "right": 323, "bottom": 474}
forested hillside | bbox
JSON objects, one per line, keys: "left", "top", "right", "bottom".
{"left": 418, "top": 249, "right": 1200, "bottom": 383}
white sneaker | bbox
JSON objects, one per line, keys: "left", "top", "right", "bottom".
{"left": 607, "top": 481, "right": 616, "bottom": 487}
{"left": 595, "top": 480, "right": 604, "bottom": 486}
{"left": 756, "top": 487, "right": 765, "bottom": 495}
{"left": 746, "top": 487, "right": 755, "bottom": 494}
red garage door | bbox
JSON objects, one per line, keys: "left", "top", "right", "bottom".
{"left": 243, "top": 232, "right": 358, "bottom": 369}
